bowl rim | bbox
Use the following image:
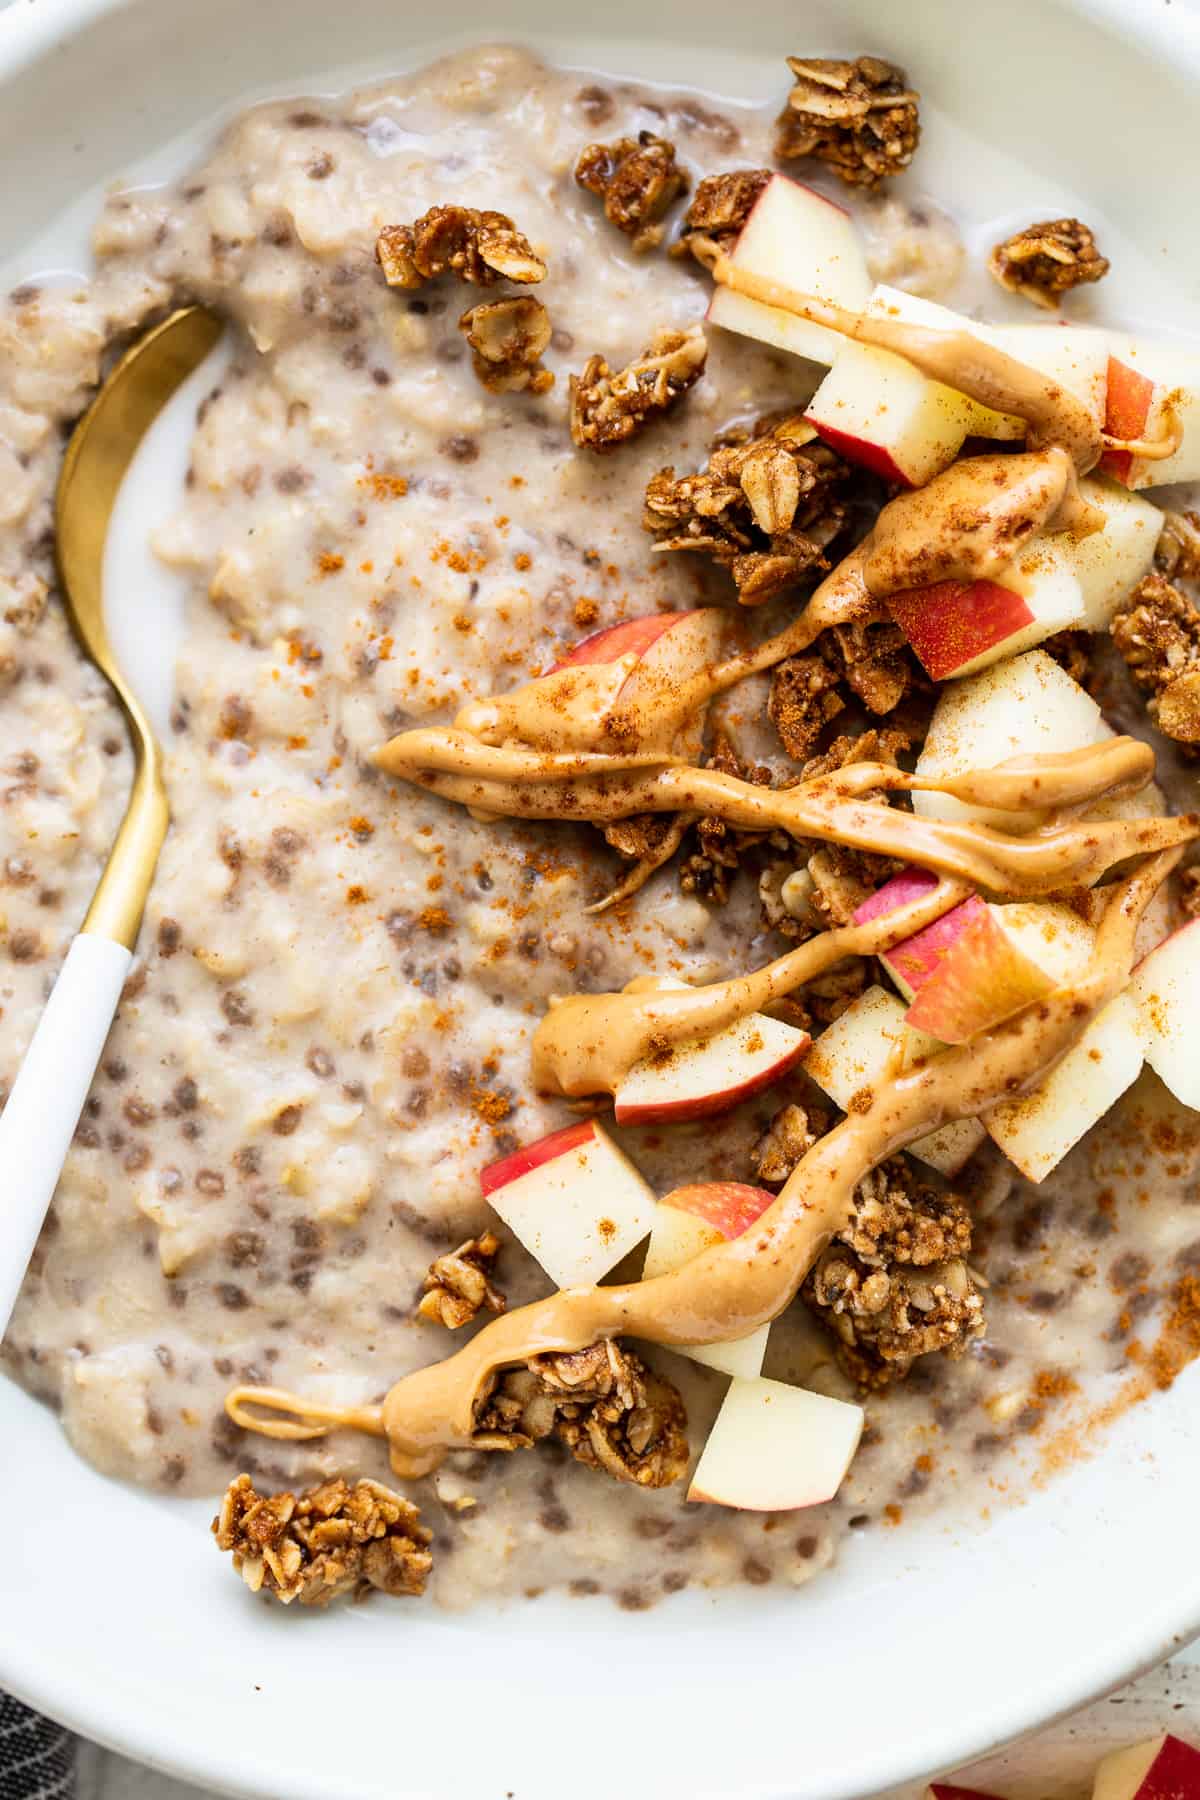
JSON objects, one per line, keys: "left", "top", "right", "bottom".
{"left": 3, "top": 3, "right": 1200, "bottom": 1798}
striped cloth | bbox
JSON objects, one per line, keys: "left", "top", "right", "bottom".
{"left": 0, "top": 1695, "right": 74, "bottom": 1800}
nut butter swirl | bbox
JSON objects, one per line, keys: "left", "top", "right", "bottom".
{"left": 228, "top": 851, "right": 1178, "bottom": 1476}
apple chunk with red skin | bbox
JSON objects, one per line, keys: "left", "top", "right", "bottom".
{"left": 1131, "top": 918, "right": 1200, "bottom": 1111}
{"left": 613, "top": 1008, "right": 810, "bottom": 1126}
{"left": 548, "top": 607, "right": 727, "bottom": 756}
{"left": 706, "top": 173, "right": 871, "bottom": 368}
{"left": 1100, "top": 338, "right": 1200, "bottom": 488}
{"left": 1092, "top": 1733, "right": 1200, "bottom": 1800}
{"left": 853, "top": 875, "right": 1057, "bottom": 1045}
{"left": 687, "top": 1375, "right": 864, "bottom": 1511}
{"left": 887, "top": 543, "right": 1085, "bottom": 682}
{"left": 642, "top": 1182, "right": 775, "bottom": 1379}
{"left": 481, "top": 1118, "right": 656, "bottom": 1288}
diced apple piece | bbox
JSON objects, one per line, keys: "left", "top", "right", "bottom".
{"left": 989, "top": 900, "right": 1095, "bottom": 983}
{"left": 553, "top": 613, "right": 682, "bottom": 670}
{"left": 688, "top": 1376, "right": 864, "bottom": 1510}
{"left": 805, "top": 336, "right": 978, "bottom": 486}
{"left": 481, "top": 1118, "right": 655, "bottom": 1287}
{"left": 642, "top": 1182, "right": 776, "bottom": 1378}
{"left": 706, "top": 173, "right": 871, "bottom": 368}
{"left": 887, "top": 541, "right": 1085, "bottom": 681}
{"left": 984, "top": 322, "right": 1109, "bottom": 428}
{"left": 804, "top": 984, "right": 986, "bottom": 1175}
{"left": 1051, "top": 477, "right": 1161, "bottom": 630}
{"left": 613, "top": 1009, "right": 809, "bottom": 1126}
{"left": 984, "top": 990, "right": 1143, "bottom": 1181}
{"left": 912, "top": 649, "right": 1110, "bottom": 832}
{"left": 1101, "top": 337, "right": 1200, "bottom": 488}
{"left": 1092, "top": 1732, "right": 1200, "bottom": 1800}
{"left": 863, "top": 285, "right": 1023, "bottom": 441}
{"left": 904, "top": 903, "right": 1056, "bottom": 1044}
{"left": 1131, "top": 918, "right": 1200, "bottom": 1110}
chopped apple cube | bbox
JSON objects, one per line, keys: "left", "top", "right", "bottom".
{"left": 1049, "top": 477, "right": 1161, "bottom": 630}
{"left": 983, "top": 322, "right": 1109, "bottom": 428}
{"left": 1131, "top": 918, "right": 1200, "bottom": 1110}
{"left": 805, "top": 984, "right": 985, "bottom": 1175}
{"left": 705, "top": 173, "right": 871, "bottom": 367}
{"left": 888, "top": 540, "right": 1085, "bottom": 681}
{"left": 687, "top": 1376, "right": 864, "bottom": 1511}
{"left": 912, "top": 649, "right": 1110, "bottom": 832}
{"left": 903, "top": 902, "right": 1056, "bottom": 1043}
{"left": 984, "top": 990, "right": 1143, "bottom": 1181}
{"left": 989, "top": 900, "right": 1096, "bottom": 983}
{"left": 1092, "top": 1733, "right": 1200, "bottom": 1800}
{"left": 805, "top": 336, "right": 978, "bottom": 487}
{"left": 863, "top": 285, "right": 1023, "bottom": 440}
{"left": 1101, "top": 337, "right": 1200, "bottom": 488}
{"left": 613, "top": 1009, "right": 809, "bottom": 1126}
{"left": 642, "top": 1182, "right": 776, "bottom": 1379}
{"left": 481, "top": 1118, "right": 655, "bottom": 1287}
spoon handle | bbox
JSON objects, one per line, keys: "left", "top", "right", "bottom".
{"left": 0, "top": 931, "right": 131, "bottom": 1337}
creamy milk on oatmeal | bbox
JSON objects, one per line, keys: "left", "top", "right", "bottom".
{"left": 1, "top": 44, "right": 1199, "bottom": 1612}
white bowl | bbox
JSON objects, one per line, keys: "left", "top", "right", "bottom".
{"left": 3, "top": 2, "right": 1200, "bottom": 1796}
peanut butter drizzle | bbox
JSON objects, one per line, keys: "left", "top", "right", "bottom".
{"left": 227, "top": 851, "right": 1178, "bottom": 1477}
{"left": 706, "top": 253, "right": 1102, "bottom": 473}
{"left": 532, "top": 875, "right": 971, "bottom": 1100}
{"left": 378, "top": 729, "right": 1195, "bottom": 895}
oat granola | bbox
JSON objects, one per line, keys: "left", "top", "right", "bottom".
{"left": 569, "top": 325, "right": 707, "bottom": 452}
{"left": 213, "top": 1473, "right": 433, "bottom": 1606}
{"left": 988, "top": 217, "right": 1110, "bottom": 311}
{"left": 775, "top": 56, "right": 920, "bottom": 187}
{"left": 376, "top": 206, "right": 546, "bottom": 290}
{"left": 574, "top": 131, "right": 689, "bottom": 252}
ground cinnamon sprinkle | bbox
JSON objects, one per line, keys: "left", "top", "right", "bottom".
{"left": 416, "top": 906, "right": 451, "bottom": 934}
{"left": 574, "top": 597, "right": 599, "bottom": 627}
{"left": 345, "top": 885, "right": 369, "bottom": 905}
{"left": 362, "top": 472, "right": 408, "bottom": 500}
{"left": 315, "top": 551, "right": 345, "bottom": 576}
{"left": 472, "top": 1088, "right": 512, "bottom": 1124}
{"left": 1145, "top": 1274, "right": 1200, "bottom": 1390}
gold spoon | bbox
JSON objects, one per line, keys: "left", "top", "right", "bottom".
{"left": 0, "top": 306, "right": 222, "bottom": 1335}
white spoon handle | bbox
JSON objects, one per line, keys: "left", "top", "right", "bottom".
{"left": 0, "top": 932, "right": 131, "bottom": 1338}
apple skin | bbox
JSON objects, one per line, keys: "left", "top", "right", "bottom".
{"left": 481, "top": 1118, "right": 596, "bottom": 1196}
{"left": 1092, "top": 1732, "right": 1200, "bottom": 1800}
{"left": 885, "top": 894, "right": 989, "bottom": 1003}
{"left": 904, "top": 904, "right": 1056, "bottom": 1044}
{"left": 799, "top": 418, "right": 913, "bottom": 486}
{"left": 1100, "top": 354, "right": 1158, "bottom": 486}
{"left": 925, "top": 1787, "right": 1005, "bottom": 1800}
{"left": 661, "top": 1181, "right": 776, "bottom": 1239}
{"left": 613, "top": 1014, "right": 810, "bottom": 1127}
{"left": 853, "top": 866, "right": 939, "bottom": 929}
{"left": 887, "top": 578, "right": 1035, "bottom": 681}
{"left": 552, "top": 613, "right": 684, "bottom": 671}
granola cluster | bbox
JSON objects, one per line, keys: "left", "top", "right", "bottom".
{"left": 419, "top": 1231, "right": 506, "bottom": 1329}
{"left": 458, "top": 296, "right": 554, "bottom": 395}
{"left": 644, "top": 414, "right": 856, "bottom": 605}
{"left": 988, "top": 217, "right": 1109, "bottom": 310}
{"left": 750, "top": 1100, "right": 830, "bottom": 1184}
{"left": 1111, "top": 573, "right": 1200, "bottom": 748}
{"left": 768, "top": 624, "right": 919, "bottom": 760}
{"left": 376, "top": 206, "right": 546, "bottom": 290}
{"left": 570, "top": 326, "right": 707, "bottom": 452}
{"left": 472, "top": 1339, "right": 689, "bottom": 1487}
{"left": 574, "top": 131, "right": 689, "bottom": 252}
{"left": 213, "top": 1474, "right": 433, "bottom": 1607}
{"left": 1156, "top": 509, "right": 1200, "bottom": 586}
{"left": 672, "top": 168, "right": 772, "bottom": 263}
{"left": 775, "top": 56, "right": 920, "bottom": 187}
{"left": 802, "top": 1163, "right": 984, "bottom": 1388}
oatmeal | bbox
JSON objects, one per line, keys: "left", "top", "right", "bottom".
{"left": 1, "top": 43, "right": 1199, "bottom": 1614}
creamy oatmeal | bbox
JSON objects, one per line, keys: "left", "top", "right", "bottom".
{"left": 2, "top": 43, "right": 1199, "bottom": 1613}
